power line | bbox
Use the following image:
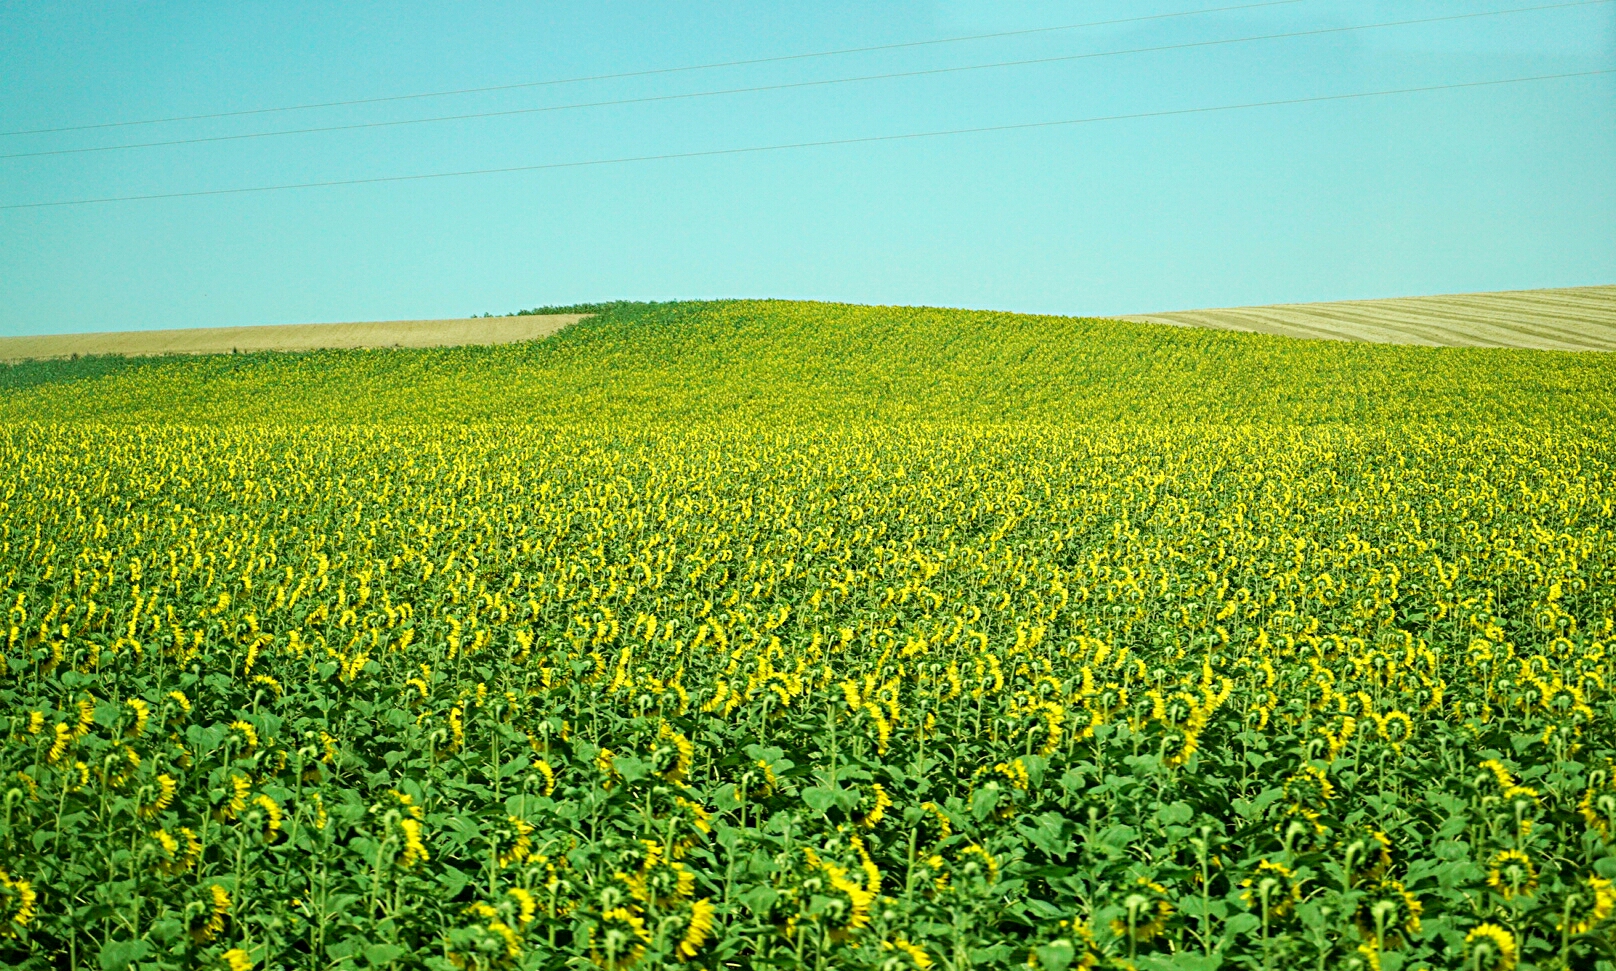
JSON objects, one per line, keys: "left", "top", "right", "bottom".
{"left": 0, "top": 0, "right": 1311, "bottom": 137}
{"left": 4, "top": 0, "right": 1601, "bottom": 162}
{"left": 4, "top": 70, "right": 1606, "bottom": 212}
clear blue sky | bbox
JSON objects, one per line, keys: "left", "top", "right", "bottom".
{"left": 1, "top": 0, "right": 1611, "bottom": 334}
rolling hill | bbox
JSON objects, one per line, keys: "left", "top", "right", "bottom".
{"left": 1, "top": 299, "right": 1613, "bottom": 427}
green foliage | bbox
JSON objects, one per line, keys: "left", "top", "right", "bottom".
{"left": 505, "top": 301, "right": 660, "bottom": 317}
{"left": 0, "top": 301, "right": 1614, "bottom": 970}
{"left": 0, "top": 353, "right": 161, "bottom": 392}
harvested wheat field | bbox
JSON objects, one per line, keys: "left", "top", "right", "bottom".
{"left": 1122, "top": 284, "right": 1616, "bottom": 350}
{"left": 0, "top": 313, "right": 589, "bottom": 362}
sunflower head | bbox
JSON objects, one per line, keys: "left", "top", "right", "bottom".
{"left": 1335, "top": 824, "right": 1394, "bottom": 885}
{"left": 856, "top": 781, "right": 894, "bottom": 828}
{"left": 651, "top": 723, "right": 693, "bottom": 783}
{"left": 587, "top": 906, "right": 650, "bottom": 969}
{"left": 0, "top": 868, "right": 37, "bottom": 938}
{"left": 1277, "top": 805, "right": 1330, "bottom": 854}
{"left": 187, "top": 884, "right": 231, "bottom": 943}
{"left": 493, "top": 815, "right": 534, "bottom": 868}
{"left": 1485, "top": 849, "right": 1538, "bottom": 900}
{"left": 1558, "top": 875, "right": 1616, "bottom": 935}
{"left": 675, "top": 898, "right": 716, "bottom": 961}
{"left": 1284, "top": 765, "right": 1336, "bottom": 810}
{"left": 1579, "top": 763, "right": 1616, "bottom": 840}
{"left": 802, "top": 847, "right": 874, "bottom": 941}
{"left": 1240, "top": 860, "right": 1301, "bottom": 919}
{"left": 618, "top": 840, "right": 694, "bottom": 907}
{"left": 1464, "top": 923, "right": 1517, "bottom": 971}
{"left": 1109, "top": 878, "right": 1174, "bottom": 943}
{"left": 883, "top": 935, "right": 936, "bottom": 970}
{"left": 221, "top": 948, "right": 253, "bottom": 971}
{"left": 1478, "top": 759, "right": 1517, "bottom": 792}
{"left": 452, "top": 899, "right": 527, "bottom": 968}
{"left": 1353, "top": 878, "right": 1421, "bottom": 949}
{"left": 1376, "top": 710, "right": 1414, "bottom": 747}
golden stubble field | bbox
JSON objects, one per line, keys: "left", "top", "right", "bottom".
{"left": 0, "top": 314, "right": 589, "bottom": 363}
{"left": 1122, "top": 285, "right": 1616, "bottom": 351}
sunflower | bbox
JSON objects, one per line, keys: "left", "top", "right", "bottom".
{"left": 919, "top": 801, "right": 953, "bottom": 840}
{"left": 652, "top": 723, "right": 695, "bottom": 783}
{"left": 1284, "top": 764, "right": 1336, "bottom": 810}
{"left": 1375, "top": 710, "right": 1414, "bottom": 748}
{"left": 916, "top": 853, "right": 952, "bottom": 895}
{"left": 1579, "top": 765, "right": 1616, "bottom": 840}
{"left": 397, "top": 818, "right": 430, "bottom": 868}
{"left": 0, "top": 868, "right": 36, "bottom": 938}
{"left": 1240, "top": 860, "right": 1302, "bottom": 919}
{"left": 801, "top": 846, "right": 875, "bottom": 941}
{"left": 1478, "top": 759, "right": 1517, "bottom": 792}
{"left": 1353, "top": 878, "right": 1421, "bottom": 949}
{"left": 675, "top": 898, "right": 716, "bottom": 961}
{"left": 1278, "top": 804, "right": 1331, "bottom": 853}
{"left": 494, "top": 815, "right": 535, "bottom": 868}
{"left": 593, "top": 748, "right": 618, "bottom": 788}
{"left": 619, "top": 841, "right": 694, "bottom": 907}
{"left": 222, "top": 948, "right": 254, "bottom": 971}
{"left": 747, "top": 757, "right": 778, "bottom": 798}
{"left": 1478, "top": 758, "right": 1542, "bottom": 834}
{"left": 189, "top": 885, "right": 232, "bottom": 943}
{"left": 1335, "top": 943, "right": 1382, "bottom": 971}
{"left": 487, "top": 921, "right": 521, "bottom": 960}
{"left": 1464, "top": 923, "right": 1517, "bottom": 971}
{"left": 506, "top": 887, "right": 537, "bottom": 927}
{"left": 958, "top": 844, "right": 999, "bottom": 885}
{"left": 857, "top": 782, "right": 893, "bottom": 828}
{"left": 1109, "top": 879, "right": 1174, "bottom": 943}
{"left": 126, "top": 698, "right": 151, "bottom": 736}
{"left": 883, "top": 936, "right": 934, "bottom": 969}
{"left": 534, "top": 758, "right": 557, "bottom": 797}
{"left": 1335, "top": 824, "right": 1394, "bottom": 886}
{"left": 140, "top": 773, "right": 179, "bottom": 820}
{"left": 1485, "top": 849, "right": 1538, "bottom": 900}
{"left": 253, "top": 794, "right": 283, "bottom": 842}
{"left": 217, "top": 774, "right": 250, "bottom": 821}
{"left": 1558, "top": 875, "right": 1616, "bottom": 934}
{"left": 461, "top": 901, "right": 523, "bottom": 962}
{"left": 228, "top": 720, "right": 259, "bottom": 754}
{"left": 587, "top": 906, "right": 651, "bottom": 969}
{"left": 46, "top": 723, "right": 71, "bottom": 764}
{"left": 669, "top": 796, "right": 712, "bottom": 839}
{"left": 154, "top": 827, "right": 202, "bottom": 875}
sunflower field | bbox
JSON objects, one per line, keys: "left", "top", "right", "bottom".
{"left": 2, "top": 300, "right": 1616, "bottom": 971}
